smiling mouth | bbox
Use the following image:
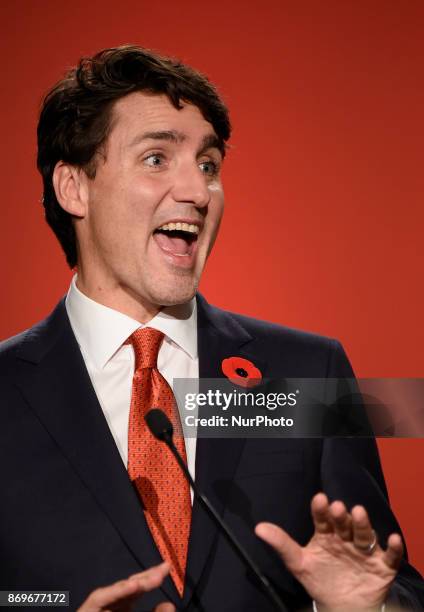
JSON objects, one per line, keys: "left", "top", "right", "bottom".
{"left": 153, "top": 222, "right": 199, "bottom": 258}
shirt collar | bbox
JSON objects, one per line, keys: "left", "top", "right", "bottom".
{"left": 65, "top": 275, "right": 197, "bottom": 369}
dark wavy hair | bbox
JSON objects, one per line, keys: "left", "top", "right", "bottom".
{"left": 37, "top": 45, "right": 231, "bottom": 268}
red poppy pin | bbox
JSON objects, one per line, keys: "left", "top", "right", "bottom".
{"left": 221, "top": 356, "right": 262, "bottom": 388}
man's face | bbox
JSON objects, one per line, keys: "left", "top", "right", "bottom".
{"left": 75, "top": 92, "right": 225, "bottom": 318}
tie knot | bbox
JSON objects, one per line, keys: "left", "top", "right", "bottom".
{"left": 129, "top": 327, "right": 164, "bottom": 370}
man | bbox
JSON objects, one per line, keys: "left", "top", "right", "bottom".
{"left": 0, "top": 45, "right": 422, "bottom": 611}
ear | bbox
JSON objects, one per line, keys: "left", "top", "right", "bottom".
{"left": 52, "top": 161, "right": 89, "bottom": 218}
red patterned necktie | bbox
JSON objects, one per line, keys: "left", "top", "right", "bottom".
{"left": 127, "top": 327, "right": 191, "bottom": 596}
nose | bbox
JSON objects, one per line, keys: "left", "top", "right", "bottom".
{"left": 171, "top": 161, "right": 211, "bottom": 209}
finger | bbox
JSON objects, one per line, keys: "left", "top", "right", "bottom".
{"left": 78, "top": 579, "right": 140, "bottom": 611}
{"left": 351, "top": 505, "right": 376, "bottom": 551}
{"left": 128, "top": 562, "right": 170, "bottom": 586}
{"left": 383, "top": 533, "right": 404, "bottom": 570}
{"left": 329, "top": 500, "right": 352, "bottom": 541}
{"left": 255, "top": 522, "right": 303, "bottom": 573}
{"left": 154, "top": 604, "right": 176, "bottom": 612}
{"left": 311, "top": 493, "right": 333, "bottom": 534}
{"left": 79, "top": 563, "right": 169, "bottom": 611}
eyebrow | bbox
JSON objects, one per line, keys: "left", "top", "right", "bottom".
{"left": 199, "top": 133, "right": 225, "bottom": 156}
{"left": 128, "top": 130, "right": 225, "bottom": 156}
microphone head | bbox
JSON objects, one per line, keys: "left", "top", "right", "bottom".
{"left": 145, "top": 409, "right": 174, "bottom": 441}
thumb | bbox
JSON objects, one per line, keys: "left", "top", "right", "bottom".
{"left": 255, "top": 522, "right": 303, "bottom": 573}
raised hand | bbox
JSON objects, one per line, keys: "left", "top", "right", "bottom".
{"left": 255, "top": 493, "right": 403, "bottom": 611}
{"left": 77, "top": 561, "right": 175, "bottom": 612}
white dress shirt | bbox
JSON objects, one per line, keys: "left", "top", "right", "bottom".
{"left": 65, "top": 275, "right": 198, "bottom": 493}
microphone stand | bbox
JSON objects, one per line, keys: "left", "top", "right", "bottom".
{"left": 145, "top": 409, "right": 288, "bottom": 612}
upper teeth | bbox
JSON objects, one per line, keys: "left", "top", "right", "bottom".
{"left": 157, "top": 222, "right": 199, "bottom": 234}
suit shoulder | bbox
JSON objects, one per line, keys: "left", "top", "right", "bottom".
{"left": 0, "top": 328, "right": 33, "bottom": 389}
{"left": 213, "top": 303, "right": 339, "bottom": 350}
{"left": 0, "top": 328, "right": 31, "bottom": 363}
{"left": 0, "top": 299, "right": 67, "bottom": 369}
{"left": 199, "top": 297, "right": 352, "bottom": 377}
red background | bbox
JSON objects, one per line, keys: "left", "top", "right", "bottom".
{"left": 1, "top": 1, "right": 423, "bottom": 572}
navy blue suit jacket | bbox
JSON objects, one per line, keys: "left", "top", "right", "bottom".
{"left": 0, "top": 294, "right": 423, "bottom": 611}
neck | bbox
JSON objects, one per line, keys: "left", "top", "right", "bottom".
{"left": 75, "top": 273, "right": 161, "bottom": 324}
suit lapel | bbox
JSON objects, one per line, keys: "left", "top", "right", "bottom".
{"left": 13, "top": 300, "right": 180, "bottom": 605}
{"left": 183, "top": 294, "right": 267, "bottom": 606}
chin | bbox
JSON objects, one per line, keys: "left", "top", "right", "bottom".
{"left": 149, "top": 278, "right": 198, "bottom": 307}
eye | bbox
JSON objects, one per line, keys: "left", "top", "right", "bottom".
{"left": 199, "top": 159, "right": 220, "bottom": 176}
{"left": 143, "top": 153, "right": 167, "bottom": 168}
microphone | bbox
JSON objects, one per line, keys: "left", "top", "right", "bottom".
{"left": 145, "top": 408, "right": 288, "bottom": 612}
